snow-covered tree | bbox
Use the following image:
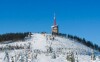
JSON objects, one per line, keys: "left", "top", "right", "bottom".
{"left": 11, "top": 57, "right": 14, "bottom": 62}
{"left": 52, "top": 52, "right": 56, "bottom": 59}
{"left": 91, "top": 50, "right": 96, "bottom": 61}
{"left": 20, "top": 52, "right": 25, "bottom": 62}
{"left": 47, "top": 47, "right": 53, "bottom": 53}
{"left": 4, "top": 46, "right": 10, "bottom": 62}
{"left": 66, "top": 52, "right": 75, "bottom": 62}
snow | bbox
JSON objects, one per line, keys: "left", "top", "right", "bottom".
{"left": 31, "top": 34, "right": 47, "bottom": 51}
{"left": 0, "top": 33, "right": 100, "bottom": 62}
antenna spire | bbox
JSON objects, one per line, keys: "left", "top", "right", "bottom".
{"left": 54, "top": 13, "right": 56, "bottom": 26}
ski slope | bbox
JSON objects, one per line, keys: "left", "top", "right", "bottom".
{"left": 0, "top": 33, "right": 100, "bottom": 62}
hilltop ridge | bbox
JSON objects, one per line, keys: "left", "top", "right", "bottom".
{"left": 0, "top": 33, "right": 100, "bottom": 62}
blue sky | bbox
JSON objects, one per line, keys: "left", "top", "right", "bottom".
{"left": 0, "top": 0, "right": 100, "bottom": 45}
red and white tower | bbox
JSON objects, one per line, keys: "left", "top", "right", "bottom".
{"left": 51, "top": 13, "right": 59, "bottom": 35}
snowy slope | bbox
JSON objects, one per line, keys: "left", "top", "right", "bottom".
{"left": 0, "top": 33, "right": 100, "bottom": 62}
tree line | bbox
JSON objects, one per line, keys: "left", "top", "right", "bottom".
{"left": 57, "top": 33, "right": 100, "bottom": 52}
{"left": 0, "top": 32, "right": 100, "bottom": 52}
{"left": 0, "top": 32, "right": 30, "bottom": 42}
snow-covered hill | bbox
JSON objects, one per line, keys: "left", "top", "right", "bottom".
{"left": 0, "top": 33, "right": 100, "bottom": 62}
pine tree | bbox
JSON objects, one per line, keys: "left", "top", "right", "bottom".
{"left": 91, "top": 50, "right": 96, "bottom": 61}
{"left": 47, "top": 47, "right": 53, "bottom": 53}
{"left": 66, "top": 52, "right": 75, "bottom": 62}
{"left": 4, "top": 50, "right": 10, "bottom": 62}
{"left": 52, "top": 52, "right": 56, "bottom": 59}
{"left": 20, "top": 52, "right": 24, "bottom": 62}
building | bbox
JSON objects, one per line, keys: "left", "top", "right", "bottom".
{"left": 51, "top": 14, "right": 59, "bottom": 35}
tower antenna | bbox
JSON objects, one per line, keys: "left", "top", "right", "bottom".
{"left": 54, "top": 13, "right": 56, "bottom": 26}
